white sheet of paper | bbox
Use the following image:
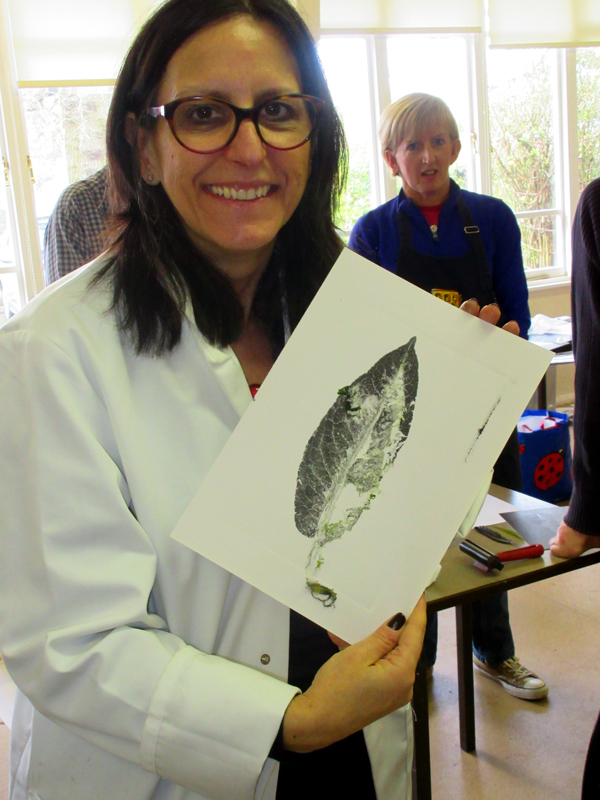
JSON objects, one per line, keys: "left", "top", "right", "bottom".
{"left": 475, "top": 494, "right": 519, "bottom": 526}
{"left": 171, "top": 248, "right": 552, "bottom": 643}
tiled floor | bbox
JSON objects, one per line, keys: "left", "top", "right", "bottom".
{"left": 1, "top": 557, "right": 598, "bottom": 799}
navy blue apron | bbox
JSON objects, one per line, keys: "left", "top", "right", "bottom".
{"left": 396, "top": 193, "right": 497, "bottom": 311}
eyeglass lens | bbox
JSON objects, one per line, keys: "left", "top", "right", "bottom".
{"left": 172, "top": 96, "right": 318, "bottom": 152}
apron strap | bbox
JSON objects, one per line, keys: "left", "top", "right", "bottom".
{"left": 456, "top": 194, "right": 497, "bottom": 306}
{"left": 397, "top": 209, "right": 414, "bottom": 256}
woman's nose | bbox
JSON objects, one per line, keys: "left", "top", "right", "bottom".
{"left": 225, "top": 119, "right": 267, "bottom": 165}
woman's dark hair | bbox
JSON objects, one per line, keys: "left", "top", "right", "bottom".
{"left": 98, "top": 0, "right": 347, "bottom": 354}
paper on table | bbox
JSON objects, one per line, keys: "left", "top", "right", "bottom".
{"left": 171, "top": 248, "right": 552, "bottom": 643}
{"left": 501, "top": 507, "right": 569, "bottom": 550}
{"left": 475, "top": 494, "right": 519, "bottom": 527}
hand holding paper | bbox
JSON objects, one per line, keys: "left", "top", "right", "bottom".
{"left": 283, "top": 597, "right": 427, "bottom": 753}
{"left": 460, "top": 298, "right": 520, "bottom": 336}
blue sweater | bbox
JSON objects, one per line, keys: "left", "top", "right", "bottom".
{"left": 349, "top": 183, "right": 530, "bottom": 338}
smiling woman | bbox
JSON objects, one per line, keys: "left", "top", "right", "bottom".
{"left": 135, "top": 16, "right": 313, "bottom": 287}
{"left": 100, "top": 0, "right": 348, "bottom": 358}
{"left": 0, "top": 1, "right": 427, "bottom": 800}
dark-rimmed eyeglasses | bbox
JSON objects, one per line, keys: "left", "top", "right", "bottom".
{"left": 145, "top": 94, "right": 325, "bottom": 154}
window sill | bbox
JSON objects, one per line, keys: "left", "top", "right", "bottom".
{"left": 526, "top": 275, "right": 571, "bottom": 292}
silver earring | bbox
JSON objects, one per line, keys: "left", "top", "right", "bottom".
{"left": 147, "top": 174, "right": 154, "bottom": 183}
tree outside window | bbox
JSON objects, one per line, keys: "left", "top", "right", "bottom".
{"left": 487, "top": 49, "right": 557, "bottom": 271}
{"left": 318, "top": 37, "right": 376, "bottom": 238}
{"left": 576, "top": 47, "right": 600, "bottom": 192}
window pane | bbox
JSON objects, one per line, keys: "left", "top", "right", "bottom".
{"left": 386, "top": 35, "right": 472, "bottom": 189}
{"left": 0, "top": 155, "right": 19, "bottom": 323}
{"left": 576, "top": 47, "right": 600, "bottom": 192}
{"left": 487, "top": 49, "right": 557, "bottom": 213}
{"left": 20, "top": 86, "right": 113, "bottom": 244}
{"left": 318, "top": 37, "right": 375, "bottom": 235}
{"left": 0, "top": 166, "right": 15, "bottom": 269}
{"left": 0, "top": 270, "right": 20, "bottom": 323}
{"left": 518, "top": 215, "right": 556, "bottom": 270}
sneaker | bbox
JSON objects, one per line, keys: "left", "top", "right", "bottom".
{"left": 473, "top": 656, "right": 549, "bottom": 701}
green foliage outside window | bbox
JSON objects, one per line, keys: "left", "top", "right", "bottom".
{"left": 336, "top": 144, "right": 372, "bottom": 239}
{"left": 576, "top": 48, "right": 600, "bottom": 192}
{"left": 489, "top": 53, "right": 555, "bottom": 269}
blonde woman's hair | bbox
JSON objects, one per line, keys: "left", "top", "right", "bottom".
{"left": 379, "top": 93, "right": 459, "bottom": 158}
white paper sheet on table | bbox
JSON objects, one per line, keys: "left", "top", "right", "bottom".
{"left": 171, "top": 248, "right": 552, "bottom": 643}
{"left": 475, "top": 494, "right": 519, "bottom": 526}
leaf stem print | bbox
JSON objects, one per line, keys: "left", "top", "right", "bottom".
{"left": 295, "top": 337, "right": 419, "bottom": 606}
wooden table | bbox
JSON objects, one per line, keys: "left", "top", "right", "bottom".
{"left": 411, "top": 486, "right": 600, "bottom": 800}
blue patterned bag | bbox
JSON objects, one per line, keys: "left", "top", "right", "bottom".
{"left": 517, "top": 410, "right": 573, "bottom": 503}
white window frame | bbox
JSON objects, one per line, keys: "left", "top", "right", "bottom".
{"left": 0, "top": 0, "right": 44, "bottom": 310}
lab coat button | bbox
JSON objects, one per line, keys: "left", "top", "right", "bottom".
{"left": 260, "top": 653, "right": 271, "bottom": 665}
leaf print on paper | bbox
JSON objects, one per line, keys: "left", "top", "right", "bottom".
{"left": 295, "top": 336, "right": 419, "bottom": 606}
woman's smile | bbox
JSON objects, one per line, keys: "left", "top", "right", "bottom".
{"left": 206, "top": 183, "right": 273, "bottom": 200}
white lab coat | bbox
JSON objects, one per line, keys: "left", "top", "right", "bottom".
{"left": 0, "top": 262, "right": 413, "bottom": 800}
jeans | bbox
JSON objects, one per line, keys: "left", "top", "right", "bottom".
{"left": 424, "top": 430, "right": 521, "bottom": 668}
{"left": 424, "top": 592, "right": 515, "bottom": 667}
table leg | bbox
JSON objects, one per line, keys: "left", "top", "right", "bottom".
{"left": 536, "top": 374, "right": 548, "bottom": 410}
{"left": 412, "top": 646, "right": 432, "bottom": 800}
{"left": 544, "top": 363, "right": 557, "bottom": 411}
{"left": 456, "top": 602, "right": 476, "bottom": 752}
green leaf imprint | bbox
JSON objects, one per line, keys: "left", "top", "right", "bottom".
{"left": 295, "top": 337, "right": 419, "bottom": 606}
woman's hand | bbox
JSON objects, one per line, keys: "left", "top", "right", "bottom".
{"left": 460, "top": 298, "right": 520, "bottom": 336}
{"left": 282, "top": 597, "right": 427, "bottom": 753}
{"left": 550, "top": 520, "right": 600, "bottom": 558}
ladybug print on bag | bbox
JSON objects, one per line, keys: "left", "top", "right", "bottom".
{"left": 534, "top": 450, "right": 565, "bottom": 491}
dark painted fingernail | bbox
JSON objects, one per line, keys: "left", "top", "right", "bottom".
{"left": 388, "top": 612, "right": 406, "bottom": 630}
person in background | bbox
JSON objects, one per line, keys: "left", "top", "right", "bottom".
{"left": 43, "top": 165, "right": 108, "bottom": 284}
{"left": 0, "top": 2, "right": 428, "bottom": 798}
{"left": 550, "top": 178, "right": 600, "bottom": 799}
{"left": 349, "top": 92, "right": 548, "bottom": 701}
